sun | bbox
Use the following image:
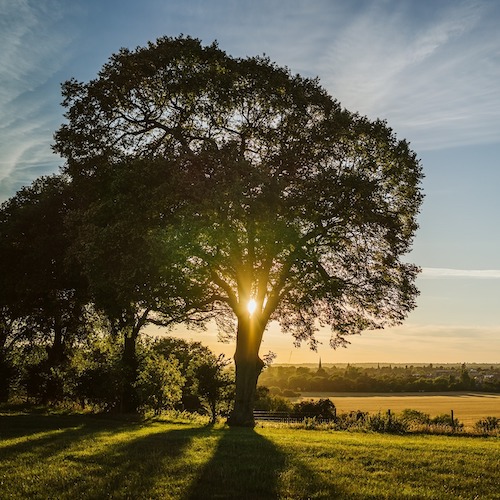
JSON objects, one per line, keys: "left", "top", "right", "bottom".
{"left": 247, "top": 298, "right": 257, "bottom": 315}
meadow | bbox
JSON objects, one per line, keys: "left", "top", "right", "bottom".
{"left": 295, "top": 392, "right": 500, "bottom": 426}
{"left": 0, "top": 412, "right": 498, "bottom": 499}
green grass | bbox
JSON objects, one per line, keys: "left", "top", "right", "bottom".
{"left": 0, "top": 412, "right": 498, "bottom": 499}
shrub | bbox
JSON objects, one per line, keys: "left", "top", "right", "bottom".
{"left": 431, "top": 413, "right": 463, "bottom": 430}
{"left": 254, "top": 386, "right": 294, "bottom": 412}
{"left": 303, "top": 416, "right": 318, "bottom": 429}
{"left": 366, "top": 412, "right": 408, "bottom": 434}
{"left": 334, "top": 411, "right": 369, "bottom": 430}
{"left": 294, "top": 399, "right": 336, "bottom": 420}
{"left": 400, "top": 409, "right": 431, "bottom": 425}
{"left": 134, "top": 353, "right": 184, "bottom": 415}
{"left": 474, "top": 416, "right": 499, "bottom": 433}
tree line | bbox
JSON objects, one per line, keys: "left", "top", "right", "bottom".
{"left": 1, "top": 332, "right": 233, "bottom": 422}
{"left": 259, "top": 364, "right": 500, "bottom": 394}
{"left": 0, "top": 36, "right": 423, "bottom": 424}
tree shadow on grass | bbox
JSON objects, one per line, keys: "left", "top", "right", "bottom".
{"left": 185, "top": 426, "right": 342, "bottom": 500}
{"left": 0, "top": 413, "right": 128, "bottom": 458}
{"left": 0, "top": 413, "right": 92, "bottom": 440}
{"left": 185, "top": 426, "right": 286, "bottom": 499}
{"left": 1, "top": 414, "right": 348, "bottom": 499}
{"left": 1, "top": 413, "right": 217, "bottom": 499}
{"left": 46, "top": 423, "right": 216, "bottom": 499}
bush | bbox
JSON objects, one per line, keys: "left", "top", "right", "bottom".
{"left": 134, "top": 353, "right": 184, "bottom": 415}
{"left": 474, "top": 416, "right": 499, "bottom": 433}
{"left": 335, "top": 411, "right": 369, "bottom": 430}
{"left": 366, "top": 412, "right": 408, "bottom": 434}
{"left": 0, "top": 355, "right": 15, "bottom": 403}
{"left": 24, "top": 360, "right": 74, "bottom": 404}
{"left": 195, "top": 354, "right": 234, "bottom": 423}
{"left": 293, "top": 399, "right": 336, "bottom": 420}
{"left": 254, "top": 386, "right": 293, "bottom": 412}
{"left": 430, "top": 413, "right": 463, "bottom": 430}
{"left": 400, "top": 409, "right": 431, "bottom": 425}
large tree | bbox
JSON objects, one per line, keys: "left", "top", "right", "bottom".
{"left": 54, "top": 36, "right": 423, "bottom": 425}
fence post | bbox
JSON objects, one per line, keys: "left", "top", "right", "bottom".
{"left": 451, "top": 410, "right": 455, "bottom": 430}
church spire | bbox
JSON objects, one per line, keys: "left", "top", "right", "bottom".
{"left": 316, "top": 357, "right": 325, "bottom": 375}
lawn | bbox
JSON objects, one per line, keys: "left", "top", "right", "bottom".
{"left": 0, "top": 412, "right": 498, "bottom": 499}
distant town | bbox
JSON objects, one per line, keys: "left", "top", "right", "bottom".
{"left": 259, "top": 363, "right": 500, "bottom": 394}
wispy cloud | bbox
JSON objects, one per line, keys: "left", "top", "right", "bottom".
{"left": 2, "top": 0, "right": 500, "bottom": 202}
{"left": 314, "top": 1, "right": 500, "bottom": 151}
{"left": 0, "top": 0, "right": 74, "bottom": 201}
{"left": 421, "top": 268, "right": 500, "bottom": 279}
{"left": 195, "top": 0, "right": 500, "bottom": 151}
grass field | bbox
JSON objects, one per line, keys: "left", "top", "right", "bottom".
{"left": 0, "top": 412, "right": 498, "bottom": 499}
{"left": 295, "top": 392, "right": 500, "bottom": 426}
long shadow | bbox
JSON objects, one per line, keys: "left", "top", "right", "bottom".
{"left": 0, "top": 414, "right": 134, "bottom": 456}
{"left": 1, "top": 413, "right": 215, "bottom": 499}
{"left": 185, "top": 426, "right": 347, "bottom": 500}
{"left": 0, "top": 413, "right": 93, "bottom": 440}
{"left": 185, "top": 426, "right": 287, "bottom": 499}
{"left": 43, "top": 423, "right": 215, "bottom": 499}
{"left": 1, "top": 414, "right": 349, "bottom": 498}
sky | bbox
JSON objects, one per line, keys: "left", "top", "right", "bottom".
{"left": 1, "top": 0, "right": 500, "bottom": 364}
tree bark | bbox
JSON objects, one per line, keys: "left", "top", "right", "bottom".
{"left": 227, "top": 316, "right": 265, "bottom": 427}
{"left": 121, "top": 329, "right": 139, "bottom": 413}
{"left": 43, "top": 317, "right": 66, "bottom": 403}
{"left": 119, "top": 310, "right": 150, "bottom": 413}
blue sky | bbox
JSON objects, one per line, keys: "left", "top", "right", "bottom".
{"left": 1, "top": 0, "right": 500, "bottom": 363}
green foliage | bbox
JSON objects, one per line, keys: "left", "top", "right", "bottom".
{"left": 195, "top": 354, "right": 234, "bottom": 423}
{"left": 0, "top": 176, "right": 90, "bottom": 352}
{"left": 0, "top": 353, "right": 14, "bottom": 403}
{"left": 474, "top": 416, "right": 499, "bottom": 433}
{"left": 334, "top": 411, "right": 370, "bottom": 430}
{"left": 254, "top": 386, "right": 294, "bottom": 412}
{"left": 294, "top": 399, "right": 336, "bottom": 420}
{"left": 400, "top": 408, "right": 431, "bottom": 425}
{"left": 151, "top": 337, "right": 233, "bottom": 414}
{"left": 365, "top": 412, "right": 408, "bottom": 434}
{"left": 134, "top": 353, "right": 184, "bottom": 415}
{"left": 431, "top": 413, "right": 463, "bottom": 430}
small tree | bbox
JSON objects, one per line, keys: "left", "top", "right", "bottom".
{"left": 134, "top": 352, "right": 184, "bottom": 415}
{"left": 195, "top": 354, "right": 234, "bottom": 423}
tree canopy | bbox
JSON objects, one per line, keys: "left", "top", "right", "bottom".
{"left": 50, "top": 35, "right": 423, "bottom": 425}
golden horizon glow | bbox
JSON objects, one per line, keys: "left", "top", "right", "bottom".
{"left": 247, "top": 298, "right": 257, "bottom": 315}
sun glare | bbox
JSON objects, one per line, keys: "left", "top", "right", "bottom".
{"left": 247, "top": 298, "right": 257, "bottom": 315}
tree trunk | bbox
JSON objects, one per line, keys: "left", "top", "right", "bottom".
{"left": 227, "top": 316, "right": 265, "bottom": 427}
{"left": 121, "top": 329, "right": 139, "bottom": 413}
{"left": 118, "top": 310, "right": 150, "bottom": 413}
{"left": 43, "top": 318, "right": 66, "bottom": 403}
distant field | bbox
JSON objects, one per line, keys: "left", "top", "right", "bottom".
{"left": 295, "top": 392, "right": 500, "bottom": 425}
